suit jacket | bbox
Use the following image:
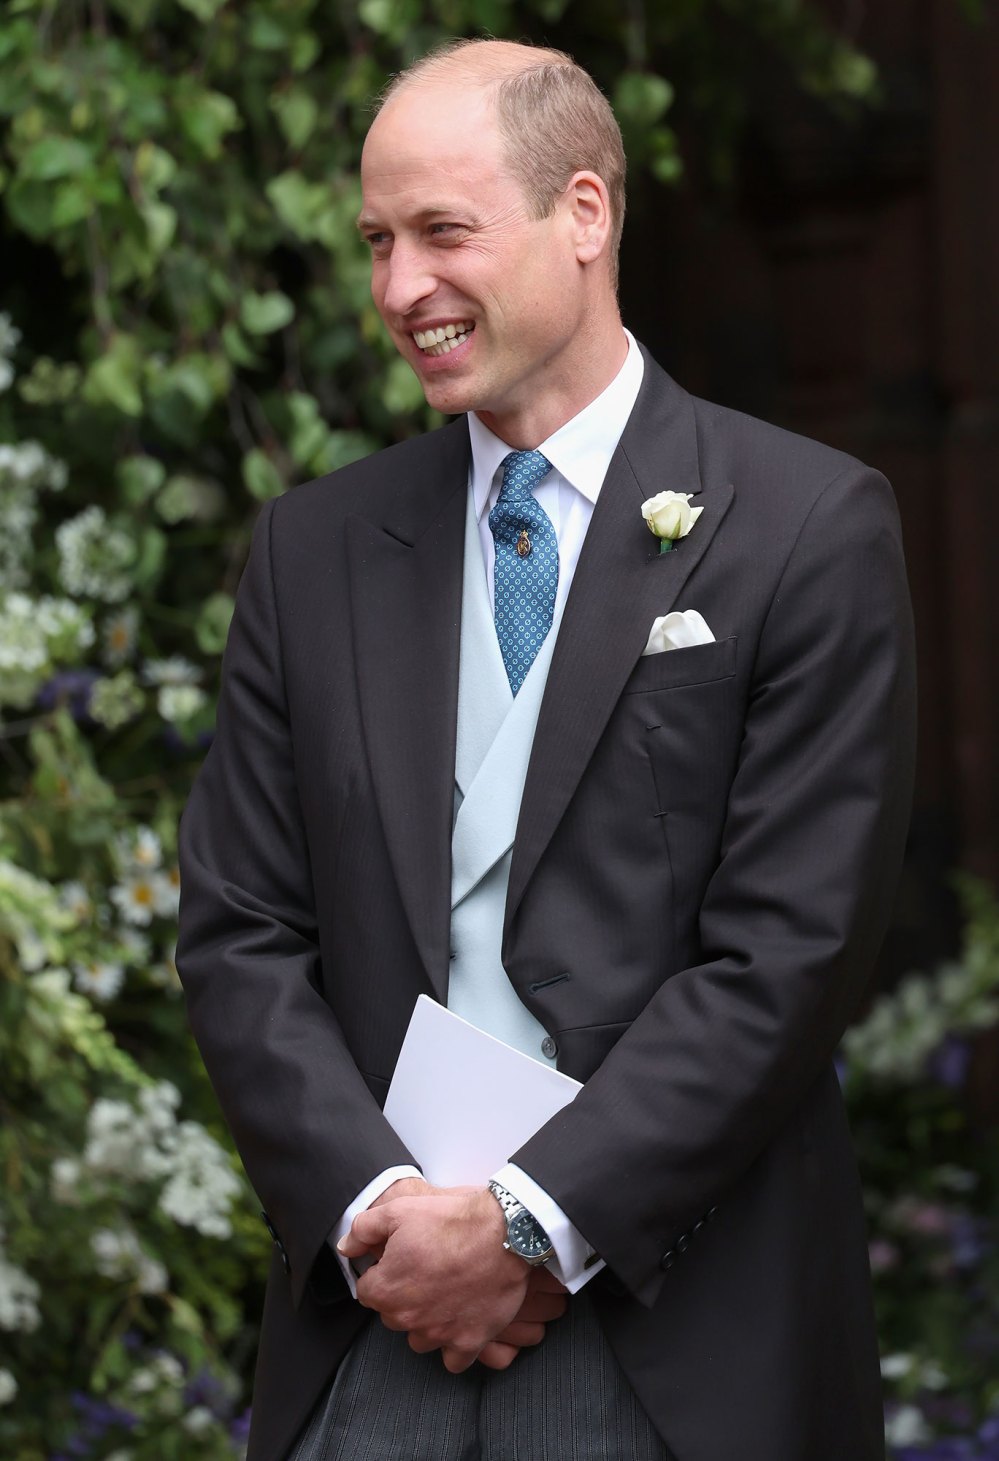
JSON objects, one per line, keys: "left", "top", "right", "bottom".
{"left": 176, "top": 350, "right": 915, "bottom": 1461}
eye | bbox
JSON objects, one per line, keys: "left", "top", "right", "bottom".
{"left": 364, "top": 231, "right": 391, "bottom": 254}
{"left": 428, "top": 221, "right": 467, "bottom": 242}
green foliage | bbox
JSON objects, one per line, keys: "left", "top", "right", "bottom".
{"left": 843, "top": 879, "right": 999, "bottom": 1453}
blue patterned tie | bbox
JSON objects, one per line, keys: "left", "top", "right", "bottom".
{"left": 489, "top": 450, "right": 559, "bottom": 695}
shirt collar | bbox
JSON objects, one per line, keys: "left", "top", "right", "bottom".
{"left": 468, "top": 329, "right": 645, "bottom": 522}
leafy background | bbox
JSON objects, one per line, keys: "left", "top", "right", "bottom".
{"left": 1, "top": 1, "right": 997, "bottom": 1457}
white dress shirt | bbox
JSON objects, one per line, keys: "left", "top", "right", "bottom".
{"left": 333, "top": 330, "right": 645, "bottom": 1295}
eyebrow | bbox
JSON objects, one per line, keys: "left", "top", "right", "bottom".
{"left": 355, "top": 205, "right": 473, "bottom": 235}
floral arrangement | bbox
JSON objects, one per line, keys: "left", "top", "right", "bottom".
{"left": 842, "top": 879, "right": 999, "bottom": 1458}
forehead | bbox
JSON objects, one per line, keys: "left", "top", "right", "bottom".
{"left": 360, "top": 82, "right": 514, "bottom": 215}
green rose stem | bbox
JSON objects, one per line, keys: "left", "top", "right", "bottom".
{"left": 659, "top": 539, "right": 674, "bottom": 554}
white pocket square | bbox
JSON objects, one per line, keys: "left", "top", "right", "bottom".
{"left": 642, "top": 609, "right": 716, "bottom": 656}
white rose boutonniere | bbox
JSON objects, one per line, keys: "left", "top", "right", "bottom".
{"left": 641, "top": 491, "right": 704, "bottom": 554}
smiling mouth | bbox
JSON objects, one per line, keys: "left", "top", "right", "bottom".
{"left": 412, "top": 321, "right": 474, "bottom": 357}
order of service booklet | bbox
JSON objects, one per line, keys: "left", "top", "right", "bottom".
{"left": 383, "top": 995, "right": 582, "bottom": 1185}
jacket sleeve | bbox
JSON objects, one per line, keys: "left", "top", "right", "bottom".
{"left": 176, "top": 498, "right": 418, "bottom": 1309}
{"left": 511, "top": 464, "right": 916, "bottom": 1307}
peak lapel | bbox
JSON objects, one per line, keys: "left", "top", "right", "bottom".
{"left": 347, "top": 421, "right": 470, "bottom": 1000}
{"left": 506, "top": 358, "right": 734, "bottom": 927}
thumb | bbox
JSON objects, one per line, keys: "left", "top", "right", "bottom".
{"left": 337, "top": 1203, "right": 396, "bottom": 1258}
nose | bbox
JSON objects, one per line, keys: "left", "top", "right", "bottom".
{"left": 377, "top": 241, "right": 437, "bottom": 319}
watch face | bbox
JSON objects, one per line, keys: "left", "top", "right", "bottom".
{"left": 507, "top": 1209, "right": 553, "bottom": 1261}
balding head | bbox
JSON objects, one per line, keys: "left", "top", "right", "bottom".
{"left": 377, "top": 39, "right": 626, "bottom": 292}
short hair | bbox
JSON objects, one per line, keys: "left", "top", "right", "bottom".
{"left": 377, "top": 39, "right": 626, "bottom": 290}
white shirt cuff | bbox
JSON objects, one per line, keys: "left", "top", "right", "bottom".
{"left": 331, "top": 1164, "right": 423, "bottom": 1298}
{"left": 493, "top": 1162, "right": 605, "bottom": 1293}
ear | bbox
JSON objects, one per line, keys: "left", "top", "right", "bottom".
{"left": 566, "top": 170, "right": 613, "bottom": 267}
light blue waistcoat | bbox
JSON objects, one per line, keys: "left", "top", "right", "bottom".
{"left": 448, "top": 485, "right": 564, "bottom": 1068}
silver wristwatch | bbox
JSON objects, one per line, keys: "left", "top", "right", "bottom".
{"left": 487, "top": 1180, "right": 555, "bottom": 1266}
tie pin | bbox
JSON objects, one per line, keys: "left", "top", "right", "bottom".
{"left": 516, "top": 530, "right": 532, "bottom": 558}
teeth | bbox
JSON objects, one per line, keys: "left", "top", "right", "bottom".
{"left": 413, "top": 322, "right": 474, "bottom": 353}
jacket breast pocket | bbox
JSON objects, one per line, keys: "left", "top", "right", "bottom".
{"left": 622, "top": 635, "right": 738, "bottom": 695}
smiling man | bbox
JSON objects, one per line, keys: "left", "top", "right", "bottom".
{"left": 177, "top": 38, "right": 915, "bottom": 1461}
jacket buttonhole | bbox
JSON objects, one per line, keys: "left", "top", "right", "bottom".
{"left": 528, "top": 971, "right": 571, "bottom": 994}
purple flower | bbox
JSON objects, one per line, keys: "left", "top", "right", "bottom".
{"left": 37, "top": 669, "right": 100, "bottom": 722}
{"left": 230, "top": 1407, "right": 252, "bottom": 1443}
{"left": 927, "top": 1036, "right": 972, "bottom": 1091}
{"left": 184, "top": 1367, "right": 234, "bottom": 1418}
{"left": 951, "top": 1213, "right": 990, "bottom": 1271}
{"left": 869, "top": 1237, "right": 900, "bottom": 1273}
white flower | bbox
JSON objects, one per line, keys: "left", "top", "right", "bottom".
{"left": 56, "top": 506, "right": 136, "bottom": 603}
{"left": 152, "top": 867, "right": 180, "bottom": 918}
{"left": 91, "top": 1226, "right": 167, "bottom": 1294}
{"left": 59, "top": 881, "right": 93, "bottom": 924}
{"left": 0, "top": 439, "right": 63, "bottom": 590}
{"left": 142, "top": 656, "right": 200, "bottom": 687}
{"left": 0, "top": 311, "right": 21, "bottom": 358}
{"left": 884, "top": 1404, "right": 931, "bottom": 1447}
{"left": 110, "top": 872, "right": 160, "bottom": 926}
{"left": 157, "top": 683, "right": 207, "bottom": 724}
{"left": 183, "top": 1405, "right": 215, "bottom": 1435}
{"left": 0, "top": 592, "right": 94, "bottom": 709}
{"left": 118, "top": 927, "right": 152, "bottom": 966}
{"left": 880, "top": 1352, "right": 914, "bottom": 1380}
{"left": 157, "top": 1121, "right": 242, "bottom": 1238}
{"left": 73, "top": 960, "right": 126, "bottom": 1002}
{"left": 50, "top": 1157, "right": 83, "bottom": 1205}
{"left": 641, "top": 491, "right": 704, "bottom": 547}
{"left": 0, "top": 1244, "right": 41, "bottom": 1333}
{"left": 0, "top": 1368, "right": 16, "bottom": 1406}
{"left": 101, "top": 605, "right": 140, "bottom": 667}
{"left": 132, "top": 827, "right": 163, "bottom": 869}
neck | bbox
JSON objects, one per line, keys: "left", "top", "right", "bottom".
{"left": 476, "top": 317, "right": 629, "bottom": 449}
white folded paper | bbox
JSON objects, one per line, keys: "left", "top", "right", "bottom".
{"left": 384, "top": 995, "right": 581, "bottom": 1186}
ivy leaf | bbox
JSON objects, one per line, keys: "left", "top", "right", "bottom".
{"left": 287, "top": 392, "right": 330, "bottom": 468}
{"left": 221, "top": 322, "right": 261, "bottom": 369}
{"left": 613, "top": 72, "right": 675, "bottom": 129}
{"left": 195, "top": 593, "right": 236, "bottom": 654}
{"left": 132, "top": 526, "right": 168, "bottom": 590}
{"left": 175, "top": 0, "right": 227, "bottom": 21}
{"left": 383, "top": 356, "right": 427, "bottom": 416}
{"left": 266, "top": 170, "right": 330, "bottom": 241}
{"left": 142, "top": 201, "right": 178, "bottom": 255}
{"left": 117, "top": 455, "right": 167, "bottom": 505}
{"left": 178, "top": 88, "right": 241, "bottom": 159}
{"left": 19, "top": 135, "right": 94, "bottom": 181}
{"left": 240, "top": 290, "right": 295, "bottom": 335}
{"left": 242, "top": 448, "right": 285, "bottom": 500}
{"left": 271, "top": 88, "right": 318, "bottom": 151}
{"left": 133, "top": 140, "right": 177, "bottom": 194}
{"left": 82, "top": 335, "right": 144, "bottom": 417}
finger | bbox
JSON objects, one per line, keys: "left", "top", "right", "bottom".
{"left": 407, "top": 1331, "right": 441, "bottom": 1354}
{"left": 441, "top": 1345, "right": 480, "bottom": 1375}
{"left": 492, "top": 1321, "right": 545, "bottom": 1348}
{"left": 476, "top": 1341, "right": 520, "bottom": 1371}
{"left": 513, "top": 1293, "right": 568, "bottom": 1324}
{"left": 338, "top": 1206, "right": 394, "bottom": 1258}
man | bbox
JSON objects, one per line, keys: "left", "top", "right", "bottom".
{"left": 177, "top": 37, "right": 915, "bottom": 1461}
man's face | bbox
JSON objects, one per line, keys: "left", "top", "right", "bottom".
{"left": 359, "top": 81, "right": 593, "bottom": 444}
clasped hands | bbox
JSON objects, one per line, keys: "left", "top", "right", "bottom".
{"left": 337, "top": 1177, "right": 567, "bottom": 1374}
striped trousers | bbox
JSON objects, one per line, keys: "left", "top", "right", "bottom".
{"left": 287, "top": 1291, "right": 674, "bottom": 1461}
